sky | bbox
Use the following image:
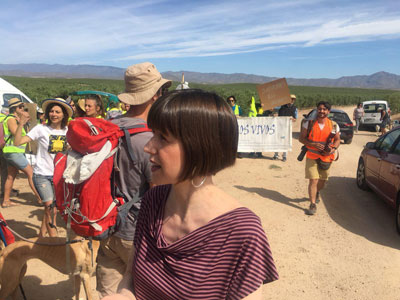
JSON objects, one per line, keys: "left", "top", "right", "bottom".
{"left": 1, "top": 0, "right": 400, "bottom": 78}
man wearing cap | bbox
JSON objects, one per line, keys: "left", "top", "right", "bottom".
{"left": 273, "top": 94, "right": 298, "bottom": 162}
{"left": 96, "top": 62, "right": 171, "bottom": 297}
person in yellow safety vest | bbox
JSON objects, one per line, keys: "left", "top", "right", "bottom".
{"left": 0, "top": 112, "right": 8, "bottom": 197}
{"left": 0, "top": 111, "right": 20, "bottom": 199}
{"left": 2, "top": 98, "right": 42, "bottom": 207}
{"left": 227, "top": 96, "right": 242, "bottom": 116}
{"left": 248, "top": 96, "right": 257, "bottom": 117}
{"left": 106, "top": 101, "right": 123, "bottom": 120}
{"left": 299, "top": 101, "right": 340, "bottom": 216}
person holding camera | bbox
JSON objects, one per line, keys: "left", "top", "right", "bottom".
{"left": 299, "top": 101, "right": 340, "bottom": 215}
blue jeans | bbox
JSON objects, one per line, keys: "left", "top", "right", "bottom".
{"left": 33, "top": 174, "right": 54, "bottom": 203}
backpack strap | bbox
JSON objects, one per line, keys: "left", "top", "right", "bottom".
{"left": 304, "top": 118, "right": 316, "bottom": 142}
{"left": 120, "top": 123, "right": 152, "bottom": 163}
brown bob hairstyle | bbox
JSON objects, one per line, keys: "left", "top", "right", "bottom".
{"left": 147, "top": 89, "right": 238, "bottom": 182}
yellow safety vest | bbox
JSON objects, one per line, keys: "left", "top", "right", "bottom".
{"left": 248, "top": 96, "right": 257, "bottom": 117}
{"left": 2, "top": 115, "right": 27, "bottom": 153}
{"left": 233, "top": 105, "right": 240, "bottom": 116}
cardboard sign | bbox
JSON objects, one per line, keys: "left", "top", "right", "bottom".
{"left": 24, "top": 103, "right": 38, "bottom": 154}
{"left": 257, "top": 78, "right": 291, "bottom": 111}
{"left": 237, "top": 117, "right": 292, "bottom": 152}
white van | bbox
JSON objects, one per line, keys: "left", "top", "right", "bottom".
{"left": 361, "top": 100, "right": 390, "bottom": 131}
{"left": 0, "top": 77, "right": 34, "bottom": 114}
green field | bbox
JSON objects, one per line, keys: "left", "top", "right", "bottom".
{"left": 3, "top": 76, "right": 400, "bottom": 116}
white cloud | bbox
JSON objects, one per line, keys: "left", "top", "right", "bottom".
{"left": 0, "top": 0, "right": 399, "bottom": 64}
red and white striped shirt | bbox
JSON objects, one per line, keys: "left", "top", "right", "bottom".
{"left": 132, "top": 185, "right": 278, "bottom": 299}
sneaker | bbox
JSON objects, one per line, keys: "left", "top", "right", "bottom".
{"left": 282, "top": 157, "right": 287, "bottom": 162}
{"left": 316, "top": 192, "right": 320, "bottom": 204}
{"left": 305, "top": 203, "right": 317, "bottom": 215}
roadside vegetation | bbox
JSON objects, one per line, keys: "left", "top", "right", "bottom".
{"left": 4, "top": 76, "right": 400, "bottom": 116}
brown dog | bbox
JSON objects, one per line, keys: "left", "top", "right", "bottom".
{"left": 0, "top": 237, "right": 100, "bottom": 300}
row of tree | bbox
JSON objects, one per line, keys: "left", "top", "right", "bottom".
{"left": 4, "top": 76, "right": 399, "bottom": 117}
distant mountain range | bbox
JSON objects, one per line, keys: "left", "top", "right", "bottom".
{"left": 0, "top": 63, "right": 399, "bottom": 90}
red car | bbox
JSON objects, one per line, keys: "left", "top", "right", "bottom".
{"left": 357, "top": 127, "right": 400, "bottom": 234}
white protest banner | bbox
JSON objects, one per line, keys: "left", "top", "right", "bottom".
{"left": 237, "top": 117, "right": 292, "bottom": 152}
{"left": 256, "top": 78, "right": 291, "bottom": 111}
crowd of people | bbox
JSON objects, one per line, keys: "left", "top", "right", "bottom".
{"left": 0, "top": 62, "right": 282, "bottom": 299}
{"left": 4, "top": 61, "right": 384, "bottom": 299}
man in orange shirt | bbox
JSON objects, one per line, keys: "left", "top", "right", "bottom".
{"left": 299, "top": 101, "right": 340, "bottom": 215}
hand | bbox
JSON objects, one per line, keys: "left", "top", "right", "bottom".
{"left": 311, "top": 142, "right": 325, "bottom": 151}
{"left": 19, "top": 112, "right": 30, "bottom": 125}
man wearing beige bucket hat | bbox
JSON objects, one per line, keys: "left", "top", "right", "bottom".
{"left": 96, "top": 62, "right": 171, "bottom": 297}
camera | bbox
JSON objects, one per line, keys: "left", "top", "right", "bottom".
{"left": 297, "top": 145, "right": 308, "bottom": 161}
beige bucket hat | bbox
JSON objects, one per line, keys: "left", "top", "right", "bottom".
{"left": 118, "top": 62, "right": 171, "bottom": 105}
{"left": 42, "top": 98, "right": 73, "bottom": 119}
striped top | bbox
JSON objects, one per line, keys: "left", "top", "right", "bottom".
{"left": 132, "top": 185, "right": 278, "bottom": 300}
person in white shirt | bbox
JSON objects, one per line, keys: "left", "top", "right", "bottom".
{"left": 14, "top": 98, "right": 72, "bottom": 237}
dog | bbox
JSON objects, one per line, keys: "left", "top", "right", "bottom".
{"left": 0, "top": 237, "right": 100, "bottom": 300}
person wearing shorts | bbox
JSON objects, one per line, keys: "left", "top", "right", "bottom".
{"left": 14, "top": 98, "right": 72, "bottom": 237}
{"left": 299, "top": 101, "right": 340, "bottom": 215}
{"left": 2, "top": 98, "right": 41, "bottom": 208}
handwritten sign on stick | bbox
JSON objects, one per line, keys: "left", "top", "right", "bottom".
{"left": 257, "top": 78, "right": 291, "bottom": 111}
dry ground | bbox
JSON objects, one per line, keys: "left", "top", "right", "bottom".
{"left": 1, "top": 106, "right": 400, "bottom": 300}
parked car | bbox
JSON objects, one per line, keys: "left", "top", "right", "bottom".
{"left": 361, "top": 100, "right": 390, "bottom": 132}
{"left": 356, "top": 126, "right": 400, "bottom": 234}
{"left": 302, "top": 108, "right": 354, "bottom": 144}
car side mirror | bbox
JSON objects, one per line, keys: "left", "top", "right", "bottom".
{"left": 365, "top": 142, "right": 375, "bottom": 149}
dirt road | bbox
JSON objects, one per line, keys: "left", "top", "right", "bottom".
{"left": 2, "top": 106, "right": 400, "bottom": 299}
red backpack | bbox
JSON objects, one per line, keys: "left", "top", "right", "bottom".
{"left": 0, "top": 212, "right": 15, "bottom": 246}
{"left": 53, "top": 117, "right": 151, "bottom": 239}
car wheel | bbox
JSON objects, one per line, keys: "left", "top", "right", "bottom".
{"left": 396, "top": 198, "right": 400, "bottom": 235}
{"left": 356, "top": 159, "right": 369, "bottom": 190}
{"left": 344, "top": 138, "right": 352, "bottom": 144}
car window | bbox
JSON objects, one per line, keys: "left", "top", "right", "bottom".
{"left": 305, "top": 109, "right": 317, "bottom": 120}
{"left": 22, "top": 96, "right": 31, "bottom": 103}
{"left": 393, "top": 141, "right": 400, "bottom": 155}
{"left": 363, "top": 104, "right": 386, "bottom": 113}
{"left": 2, "top": 94, "right": 22, "bottom": 107}
{"left": 376, "top": 129, "right": 400, "bottom": 152}
{"left": 328, "top": 112, "right": 351, "bottom": 123}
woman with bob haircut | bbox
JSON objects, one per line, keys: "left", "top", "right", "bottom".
{"left": 14, "top": 98, "right": 72, "bottom": 237}
{"left": 103, "top": 89, "right": 278, "bottom": 300}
